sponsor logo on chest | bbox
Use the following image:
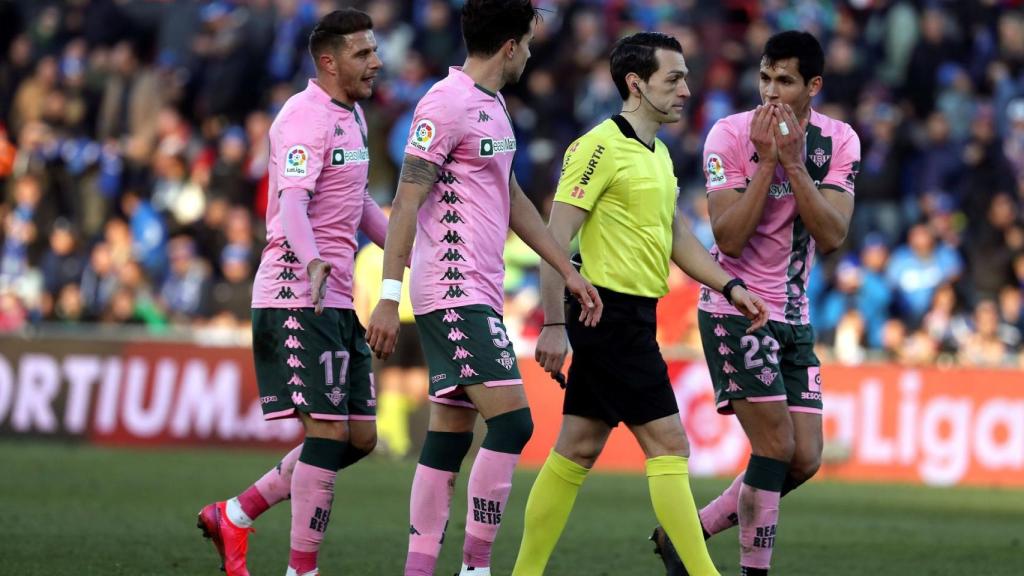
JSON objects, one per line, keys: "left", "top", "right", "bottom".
{"left": 479, "top": 136, "right": 517, "bottom": 157}
{"left": 330, "top": 147, "right": 369, "bottom": 166}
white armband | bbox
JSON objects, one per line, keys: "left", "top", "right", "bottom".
{"left": 380, "top": 279, "right": 402, "bottom": 302}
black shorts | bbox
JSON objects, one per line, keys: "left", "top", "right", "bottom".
{"left": 563, "top": 287, "right": 678, "bottom": 427}
{"left": 375, "top": 321, "right": 426, "bottom": 369}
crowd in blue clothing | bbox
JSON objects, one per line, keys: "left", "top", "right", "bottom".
{"left": 1, "top": 0, "right": 1024, "bottom": 367}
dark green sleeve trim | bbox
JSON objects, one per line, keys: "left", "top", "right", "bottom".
{"left": 820, "top": 184, "right": 852, "bottom": 194}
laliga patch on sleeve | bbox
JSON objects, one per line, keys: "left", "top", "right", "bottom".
{"left": 283, "top": 145, "right": 309, "bottom": 177}
{"left": 705, "top": 153, "right": 727, "bottom": 186}
{"left": 409, "top": 119, "right": 436, "bottom": 151}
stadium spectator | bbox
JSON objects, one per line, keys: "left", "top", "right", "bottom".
{"left": 1, "top": 0, "right": 1023, "bottom": 368}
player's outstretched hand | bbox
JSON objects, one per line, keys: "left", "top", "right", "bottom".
{"left": 366, "top": 300, "right": 400, "bottom": 360}
{"left": 565, "top": 270, "right": 603, "bottom": 327}
{"left": 749, "top": 104, "right": 779, "bottom": 164}
{"left": 535, "top": 325, "right": 569, "bottom": 383}
{"left": 730, "top": 287, "right": 769, "bottom": 333}
{"left": 307, "top": 258, "right": 332, "bottom": 316}
{"left": 773, "top": 104, "right": 806, "bottom": 169}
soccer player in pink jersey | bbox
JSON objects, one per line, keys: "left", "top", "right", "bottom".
{"left": 651, "top": 31, "right": 861, "bottom": 576}
{"left": 364, "top": 2, "right": 602, "bottom": 575}
{"left": 196, "top": 9, "right": 388, "bottom": 576}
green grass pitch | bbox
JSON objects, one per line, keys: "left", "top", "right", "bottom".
{"left": 2, "top": 441, "right": 1022, "bottom": 575}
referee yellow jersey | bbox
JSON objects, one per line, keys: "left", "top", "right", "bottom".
{"left": 554, "top": 115, "right": 677, "bottom": 298}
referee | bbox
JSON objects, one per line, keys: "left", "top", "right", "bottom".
{"left": 511, "top": 33, "right": 768, "bottom": 576}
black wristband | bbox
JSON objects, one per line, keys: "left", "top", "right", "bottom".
{"left": 542, "top": 322, "right": 567, "bottom": 327}
{"left": 722, "top": 278, "right": 747, "bottom": 305}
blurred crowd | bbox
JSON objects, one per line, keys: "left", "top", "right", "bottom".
{"left": 2, "top": 0, "right": 1024, "bottom": 369}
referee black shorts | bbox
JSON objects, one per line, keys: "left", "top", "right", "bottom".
{"left": 563, "top": 286, "right": 679, "bottom": 427}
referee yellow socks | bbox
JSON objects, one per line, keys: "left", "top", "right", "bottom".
{"left": 646, "top": 456, "right": 720, "bottom": 576}
{"left": 511, "top": 450, "right": 589, "bottom": 576}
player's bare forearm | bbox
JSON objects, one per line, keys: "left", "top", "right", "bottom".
{"left": 509, "top": 179, "right": 575, "bottom": 280}
{"left": 671, "top": 213, "right": 733, "bottom": 293}
{"left": 538, "top": 202, "right": 588, "bottom": 322}
{"left": 382, "top": 155, "right": 436, "bottom": 281}
{"left": 783, "top": 162, "right": 853, "bottom": 253}
{"left": 708, "top": 162, "right": 775, "bottom": 257}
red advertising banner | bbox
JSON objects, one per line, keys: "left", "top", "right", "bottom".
{"left": 0, "top": 337, "right": 303, "bottom": 447}
{"left": 2, "top": 336, "right": 1022, "bottom": 487}
{"left": 520, "top": 359, "right": 1024, "bottom": 488}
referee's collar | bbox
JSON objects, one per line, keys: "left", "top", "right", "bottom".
{"left": 612, "top": 115, "right": 655, "bottom": 152}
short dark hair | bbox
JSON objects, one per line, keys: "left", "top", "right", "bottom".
{"left": 308, "top": 9, "right": 373, "bottom": 59}
{"left": 762, "top": 30, "right": 824, "bottom": 84}
{"left": 609, "top": 32, "right": 684, "bottom": 100}
{"left": 461, "top": 0, "right": 539, "bottom": 57}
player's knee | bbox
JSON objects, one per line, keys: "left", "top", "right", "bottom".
{"left": 419, "top": 430, "right": 474, "bottom": 472}
{"left": 482, "top": 407, "right": 533, "bottom": 454}
{"left": 304, "top": 419, "right": 348, "bottom": 442}
{"left": 350, "top": 430, "right": 378, "bottom": 455}
{"left": 789, "top": 453, "right": 821, "bottom": 484}
{"left": 752, "top": 433, "right": 796, "bottom": 463}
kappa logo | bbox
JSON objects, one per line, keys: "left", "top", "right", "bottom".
{"left": 447, "top": 327, "right": 468, "bottom": 342}
{"left": 278, "top": 252, "right": 299, "bottom": 264}
{"left": 277, "top": 268, "right": 298, "bottom": 281}
{"left": 496, "top": 350, "right": 516, "bottom": 371}
{"left": 275, "top": 286, "right": 297, "bottom": 300}
{"left": 334, "top": 124, "right": 344, "bottom": 137}
{"left": 284, "top": 145, "right": 309, "bottom": 177}
{"left": 453, "top": 346, "right": 474, "bottom": 360}
{"left": 291, "top": 391, "right": 308, "bottom": 406}
{"left": 260, "top": 395, "right": 278, "bottom": 405}
{"left": 287, "top": 373, "right": 306, "bottom": 387}
{"left": 441, "top": 230, "right": 465, "bottom": 244}
{"left": 443, "top": 285, "right": 468, "bottom": 299}
{"left": 285, "top": 335, "right": 305, "bottom": 350}
{"left": 756, "top": 367, "right": 777, "bottom": 386}
{"left": 440, "top": 248, "right": 466, "bottom": 262}
{"left": 440, "top": 210, "right": 465, "bottom": 224}
{"left": 808, "top": 147, "right": 831, "bottom": 168}
{"left": 700, "top": 287, "right": 712, "bottom": 304}
{"left": 442, "top": 309, "right": 464, "bottom": 323}
{"left": 282, "top": 316, "right": 304, "bottom": 330}
{"left": 717, "top": 343, "right": 733, "bottom": 356}
{"left": 722, "top": 361, "right": 738, "bottom": 374}
{"left": 436, "top": 171, "right": 460, "bottom": 185}
{"left": 325, "top": 386, "right": 345, "bottom": 407}
{"left": 410, "top": 119, "right": 436, "bottom": 151}
{"left": 460, "top": 364, "right": 479, "bottom": 378}
{"left": 478, "top": 110, "right": 492, "bottom": 123}
{"left": 287, "top": 354, "right": 305, "bottom": 369}
{"left": 726, "top": 379, "right": 742, "bottom": 392}
{"left": 714, "top": 323, "right": 729, "bottom": 337}
{"left": 706, "top": 153, "right": 726, "bottom": 186}
{"left": 431, "top": 373, "right": 447, "bottom": 384}
{"left": 440, "top": 267, "right": 466, "bottom": 281}
{"left": 439, "top": 190, "right": 464, "bottom": 204}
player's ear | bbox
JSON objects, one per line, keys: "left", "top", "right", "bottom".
{"left": 807, "top": 75, "right": 823, "bottom": 98}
